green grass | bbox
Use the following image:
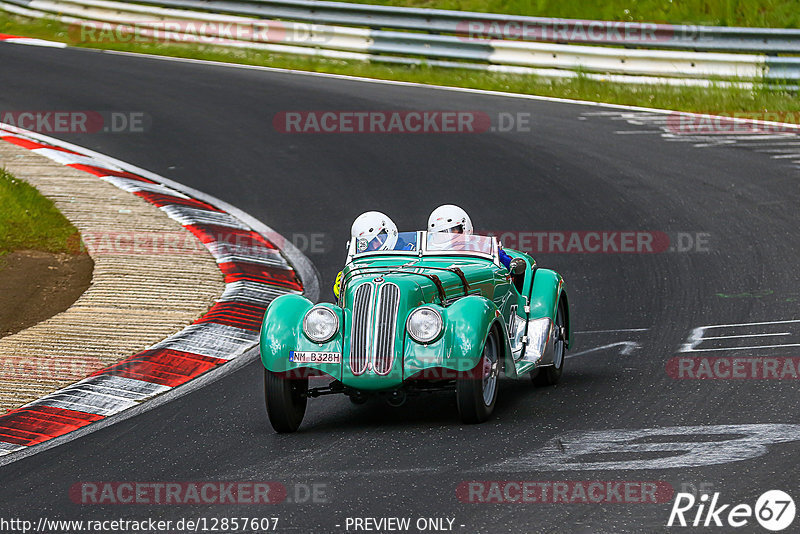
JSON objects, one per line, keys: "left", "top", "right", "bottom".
{"left": 341, "top": 0, "right": 800, "bottom": 28}
{"left": 0, "top": 167, "right": 80, "bottom": 257}
{"left": 1, "top": 12, "right": 799, "bottom": 123}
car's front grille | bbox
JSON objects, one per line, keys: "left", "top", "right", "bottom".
{"left": 349, "top": 283, "right": 373, "bottom": 375}
{"left": 373, "top": 283, "right": 400, "bottom": 375}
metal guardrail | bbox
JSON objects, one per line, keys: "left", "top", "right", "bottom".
{"left": 1, "top": 0, "right": 798, "bottom": 86}
{"left": 127, "top": 0, "right": 800, "bottom": 55}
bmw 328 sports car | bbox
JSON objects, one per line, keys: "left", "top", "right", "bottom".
{"left": 259, "top": 231, "right": 571, "bottom": 432}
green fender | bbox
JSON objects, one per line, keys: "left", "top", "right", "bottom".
{"left": 403, "top": 295, "right": 515, "bottom": 380}
{"left": 259, "top": 294, "right": 344, "bottom": 379}
{"left": 529, "top": 268, "right": 572, "bottom": 349}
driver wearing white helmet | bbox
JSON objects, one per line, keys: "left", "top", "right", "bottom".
{"left": 333, "top": 211, "right": 404, "bottom": 299}
{"left": 351, "top": 211, "right": 399, "bottom": 253}
{"left": 427, "top": 204, "right": 513, "bottom": 269}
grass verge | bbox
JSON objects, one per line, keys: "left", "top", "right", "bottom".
{"left": 1, "top": 13, "right": 799, "bottom": 122}
{"left": 0, "top": 167, "right": 80, "bottom": 261}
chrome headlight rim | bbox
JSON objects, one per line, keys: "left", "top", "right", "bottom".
{"left": 526, "top": 317, "right": 552, "bottom": 360}
{"left": 406, "top": 306, "right": 444, "bottom": 344}
{"left": 302, "top": 306, "right": 340, "bottom": 343}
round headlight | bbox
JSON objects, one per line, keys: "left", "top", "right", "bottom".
{"left": 303, "top": 307, "right": 339, "bottom": 343}
{"left": 406, "top": 307, "right": 443, "bottom": 344}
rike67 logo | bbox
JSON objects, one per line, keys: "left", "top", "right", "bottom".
{"left": 667, "top": 490, "right": 795, "bottom": 531}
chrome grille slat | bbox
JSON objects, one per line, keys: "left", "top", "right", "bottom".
{"left": 349, "top": 284, "right": 373, "bottom": 375}
{"left": 373, "top": 284, "right": 400, "bottom": 375}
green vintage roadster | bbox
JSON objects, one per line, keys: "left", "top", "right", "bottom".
{"left": 259, "top": 231, "right": 571, "bottom": 432}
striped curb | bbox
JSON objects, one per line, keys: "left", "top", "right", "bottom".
{"left": 0, "top": 124, "right": 317, "bottom": 457}
{"left": 0, "top": 32, "right": 66, "bottom": 47}
{"left": 0, "top": 138, "right": 226, "bottom": 413}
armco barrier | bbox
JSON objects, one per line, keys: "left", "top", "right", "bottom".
{"left": 1, "top": 0, "right": 797, "bottom": 86}
{"left": 74, "top": 0, "right": 800, "bottom": 54}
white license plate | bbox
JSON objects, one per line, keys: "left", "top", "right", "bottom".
{"left": 289, "top": 351, "right": 341, "bottom": 364}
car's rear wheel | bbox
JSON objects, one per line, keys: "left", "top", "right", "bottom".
{"left": 532, "top": 301, "right": 566, "bottom": 386}
{"left": 456, "top": 330, "right": 499, "bottom": 424}
{"left": 264, "top": 368, "right": 308, "bottom": 433}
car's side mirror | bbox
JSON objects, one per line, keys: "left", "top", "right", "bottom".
{"left": 509, "top": 257, "right": 526, "bottom": 276}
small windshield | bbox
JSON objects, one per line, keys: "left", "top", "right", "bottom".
{"left": 348, "top": 231, "right": 496, "bottom": 263}
{"left": 353, "top": 231, "right": 418, "bottom": 255}
{"left": 425, "top": 233, "right": 494, "bottom": 255}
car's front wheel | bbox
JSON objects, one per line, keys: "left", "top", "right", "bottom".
{"left": 264, "top": 368, "right": 308, "bottom": 433}
{"left": 456, "top": 330, "right": 499, "bottom": 424}
{"left": 532, "top": 301, "right": 566, "bottom": 386}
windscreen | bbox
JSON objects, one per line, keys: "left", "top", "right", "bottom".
{"left": 425, "top": 232, "right": 494, "bottom": 255}
{"left": 353, "top": 231, "right": 418, "bottom": 255}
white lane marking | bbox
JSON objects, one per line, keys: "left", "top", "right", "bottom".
{"left": 702, "top": 332, "right": 790, "bottom": 340}
{"left": 290, "top": 467, "right": 440, "bottom": 477}
{"left": 482, "top": 424, "right": 800, "bottom": 472}
{"left": 683, "top": 343, "right": 800, "bottom": 353}
{"left": 680, "top": 319, "right": 800, "bottom": 353}
{"left": 600, "top": 110, "right": 800, "bottom": 161}
{"left": 575, "top": 328, "right": 649, "bottom": 334}
{"left": 693, "top": 142, "right": 737, "bottom": 148}
{"left": 736, "top": 142, "right": 800, "bottom": 148}
{"left": 701, "top": 319, "right": 800, "bottom": 328}
{"left": 567, "top": 341, "right": 640, "bottom": 358}
{"left": 665, "top": 134, "right": 796, "bottom": 141}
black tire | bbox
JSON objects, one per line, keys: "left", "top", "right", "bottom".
{"left": 264, "top": 368, "right": 308, "bottom": 433}
{"left": 456, "top": 330, "right": 499, "bottom": 424}
{"left": 532, "top": 301, "right": 566, "bottom": 386}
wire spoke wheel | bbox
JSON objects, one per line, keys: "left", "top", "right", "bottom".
{"left": 456, "top": 330, "right": 499, "bottom": 424}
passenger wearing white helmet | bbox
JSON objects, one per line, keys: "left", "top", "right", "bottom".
{"left": 427, "top": 204, "right": 474, "bottom": 235}
{"left": 427, "top": 204, "right": 513, "bottom": 269}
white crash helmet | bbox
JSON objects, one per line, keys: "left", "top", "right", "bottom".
{"left": 428, "top": 204, "right": 473, "bottom": 235}
{"left": 351, "top": 211, "right": 398, "bottom": 252}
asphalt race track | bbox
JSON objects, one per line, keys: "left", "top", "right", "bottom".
{"left": 1, "top": 44, "right": 799, "bottom": 533}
